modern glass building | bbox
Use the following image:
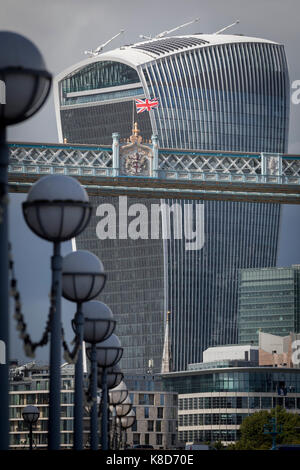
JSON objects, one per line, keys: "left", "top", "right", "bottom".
{"left": 161, "top": 360, "right": 300, "bottom": 444}
{"left": 54, "top": 34, "right": 290, "bottom": 374}
{"left": 54, "top": 34, "right": 289, "bottom": 150}
{"left": 238, "top": 265, "right": 300, "bottom": 344}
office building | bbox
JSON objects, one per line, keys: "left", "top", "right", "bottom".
{"left": 122, "top": 375, "right": 177, "bottom": 449}
{"left": 9, "top": 362, "right": 177, "bottom": 450}
{"left": 258, "top": 331, "right": 300, "bottom": 367}
{"left": 54, "top": 33, "right": 290, "bottom": 373}
{"left": 9, "top": 362, "right": 76, "bottom": 449}
{"left": 239, "top": 265, "right": 300, "bottom": 345}
{"left": 161, "top": 345, "right": 300, "bottom": 445}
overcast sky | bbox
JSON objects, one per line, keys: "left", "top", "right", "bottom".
{"left": 3, "top": 0, "right": 300, "bottom": 362}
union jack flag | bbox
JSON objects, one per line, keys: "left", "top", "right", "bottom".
{"left": 135, "top": 98, "right": 159, "bottom": 114}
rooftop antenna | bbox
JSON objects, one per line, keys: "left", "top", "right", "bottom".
{"left": 139, "top": 34, "right": 152, "bottom": 40}
{"left": 214, "top": 20, "right": 240, "bottom": 35}
{"left": 155, "top": 17, "right": 200, "bottom": 39}
{"left": 139, "top": 17, "right": 200, "bottom": 41}
{"left": 84, "top": 30, "right": 125, "bottom": 56}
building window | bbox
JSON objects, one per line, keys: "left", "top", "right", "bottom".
{"left": 133, "top": 434, "right": 140, "bottom": 445}
{"left": 156, "top": 421, "right": 161, "bottom": 432}
{"left": 249, "top": 397, "right": 260, "bottom": 409}
{"left": 145, "top": 434, "right": 150, "bottom": 445}
{"left": 157, "top": 407, "right": 163, "bottom": 419}
{"left": 160, "top": 394, "right": 165, "bottom": 406}
{"left": 147, "top": 420, "right": 154, "bottom": 432}
{"left": 139, "top": 394, "right": 154, "bottom": 405}
{"left": 261, "top": 397, "right": 272, "bottom": 408}
{"left": 144, "top": 407, "right": 149, "bottom": 419}
{"left": 131, "top": 420, "right": 137, "bottom": 432}
{"left": 156, "top": 434, "right": 163, "bottom": 446}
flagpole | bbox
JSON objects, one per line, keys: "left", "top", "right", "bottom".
{"left": 132, "top": 99, "right": 135, "bottom": 129}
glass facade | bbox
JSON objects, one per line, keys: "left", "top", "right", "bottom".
{"left": 166, "top": 200, "right": 280, "bottom": 371}
{"left": 76, "top": 196, "right": 165, "bottom": 373}
{"left": 57, "top": 36, "right": 290, "bottom": 374}
{"left": 179, "top": 429, "right": 239, "bottom": 443}
{"left": 163, "top": 369, "right": 300, "bottom": 394}
{"left": 61, "top": 100, "right": 152, "bottom": 145}
{"left": 59, "top": 60, "right": 151, "bottom": 144}
{"left": 166, "top": 366, "right": 300, "bottom": 444}
{"left": 238, "top": 266, "right": 300, "bottom": 344}
{"left": 142, "top": 42, "right": 289, "bottom": 151}
{"left": 62, "top": 61, "right": 140, "bottom": 94}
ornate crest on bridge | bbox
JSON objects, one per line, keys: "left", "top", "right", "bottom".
{"left": 120, "top": 122, "right": 153, "bottom": 176}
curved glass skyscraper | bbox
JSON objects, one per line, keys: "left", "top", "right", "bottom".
{"left": 54, "top": 34, "right": 290, "bottom": 373}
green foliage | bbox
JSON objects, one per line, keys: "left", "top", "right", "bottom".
{"left": 212, "top": 440, "right": 225, "bottom": 450}
{"left": 236, "top": 406, "right": 300, "bottom": 450}
{"left": 225, "top": 443, "right": 237, "bottom": 450}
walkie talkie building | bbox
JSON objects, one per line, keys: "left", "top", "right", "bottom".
{"left": 54, "top": 34, "right": 290, "bottom": 374}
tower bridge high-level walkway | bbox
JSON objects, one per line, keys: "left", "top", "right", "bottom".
{"left": 7, "top": 137, "right": 300, "bottom": 204}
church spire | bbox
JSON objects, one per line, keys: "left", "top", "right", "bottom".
{"left": 161, "top": 311, "right": 172, "bottom": 373}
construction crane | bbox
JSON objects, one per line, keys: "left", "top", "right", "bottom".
{"left": 139, "top": 17, "right": 200, "bottom": 41}
{"left": 84, "top": 30, "right": 125, "bottom": 57}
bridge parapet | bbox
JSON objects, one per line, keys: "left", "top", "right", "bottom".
{"left": 7, "top": 141, "right": 300, "bottom": 203}
{"left": 8, "top": 141, "right": 300, "bottom": 183}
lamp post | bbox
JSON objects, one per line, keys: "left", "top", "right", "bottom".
{"left": 93, "top": 334, "right": 123, "bottom": 450}
{"left": 109, "top": 381, "right": 128, "bottom": 449}
{"left": 0, "top": 31, "right": 51, "bottom": 450}
{"left": 109, "top": 380, "right": 128, "bottom": 406}
{"left": 120, "top": 409, "right": 136, "bottom": 449}
{"left": 113, "top": 395, "right": 133, "bottom": 448}
{"left": 98, "top": 364, "right": 123, "bottom": 390}
{"left": 22, "top": 405, "right": 40, "bottom": 451}
{"left": 23, "top": 174, "right": 91, "bottom": 450}
{"left": 98, "top": 364, "right": 124, "bottom": 449}
{"left": 84, "top": 302, "right": 117, "bottom": 450}
{"left": 62, "top": 250, "right": 106, "bottom": 450}
{"left": 115, "top": 396, "right": 132, "bottom": 418}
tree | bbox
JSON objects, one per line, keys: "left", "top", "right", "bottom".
{"left": 236, "top": 406, "right": 300, "bottom": 450}
{"left": 212, "top": 440, "right": 225, "bottom": 450}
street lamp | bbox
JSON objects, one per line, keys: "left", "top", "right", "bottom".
{"left": 121, "top": 409, "right": 136, "bottom": 428}
{"left": 120, "top": 409, "right": 136, "bottom": 449}
{"left": 109, "top": 393, "right": 132, "bottom": 450}
{"left": 98, "top": 364, "right": 123, "bottom": 390}
{"left": 62, "top": 250, "right": 106, "bottom": 450}
{"left": 22, "top": 405, "right": 40, "bottom": 451}
{"left": 115, "top": 396, "right": 132, "bottom": 418}
{"left": 23, "top": 174, "right": 92, "bottom": 450}
{"left": 0, "top": 31, "right": 51, "bottom": 450}
{"left": 84, "top": 303, "right": 117, "bottom": 450}
{"left": 94, "top": 334, "right": 123, "bottom": 450}
{"left": 109, "top": 381, "right": 128, "bottom": 449}
{"left": 109, "top": 380, "right": 128, "bottom": 406}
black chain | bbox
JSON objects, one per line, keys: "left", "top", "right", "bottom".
{"left": 0, "top": 194, "right": 9, "bottom": 224}
{"left": 61, "top": 323, "right": 81, "bottom": 364}
{"left": 9, "top": 242, "right": 52, "bottom": 357}
{"left": 9, "top": 241, "right": 81, "bottom": 363}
